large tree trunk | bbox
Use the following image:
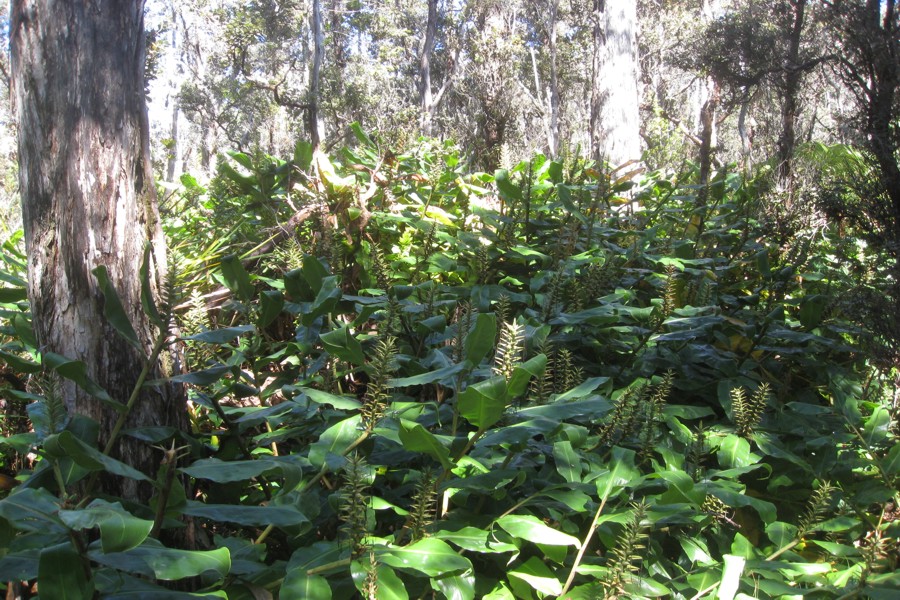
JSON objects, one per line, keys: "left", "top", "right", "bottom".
{"left": 590, "top": 0, "right": 641, "bottom": 166}
{"left": 10, "top": 0, "right": 185, "bottom": 502}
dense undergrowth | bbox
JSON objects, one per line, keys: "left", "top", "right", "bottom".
{"left": 0, "top": 128, "right": 898, "bottom": 598}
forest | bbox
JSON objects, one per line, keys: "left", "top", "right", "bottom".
{"left": 0, "top": 0, "right": 898, "bottom": 599}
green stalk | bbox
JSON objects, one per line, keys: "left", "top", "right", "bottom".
{"left": 560, "top": 495, "right": 609, "bottom": 596}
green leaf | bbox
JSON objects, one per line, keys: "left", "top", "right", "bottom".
{"left": 379, "top": 538, "right": 472, "bottom": 577}
{"left": 497, "top": 514, "right": 580, "bottom": 547}
{"left": 0, "top": 487, "right": 67, "bottom": 533}
{"left": 883, "top": 442, "right": 900, "bottom": 475}
{"left": 220, "top": 254, "right": 254, "bottom": 301}
{"left": 257, "top": 290, "right": 284, "bottom": 329}
{"left": 464, "top": 313, "right": 496, "bottom": 366}
{"left": 92, "top": 542, "right": 230, "bottom": 581}
{"left": 59, "top": 500, "right": 153, "bottom": 553}
{"left": 507, "top": 354, "right": 547, "bottom": 398}
{"left": 389, "top": 363, "right": 466, "bottom": 388}
{"left": 435, "top": 526, "right": 517, "bottom": 553}
{"left": 350, "top": 122, "right": 376, "bottom": 148}
{"left": 432, "top": 571, "right": 475, "bottom": 600}
{"left": 716, "top": 434, "right": 755, "bottom": 468}
{"left": 595, "top": 447, "right": 639, "bottom": 501}
{"left": 0, "top": 349, "right": 41, "bottom": 373}
{"left": 282, "top": 572, "right": 332, "bottom": 600}
{"left": 320, "top": 325, "right": 365, "bottom": 366}
{"left": 181, "top": 325, "right": 255, "bottom": 344}
{"left": 303, "top": 275, "right": 342, "bottom": 325}
{"left": 0, "top": 286, "right": 27, "bottom": 302}
{"left": 39, "top": 542, "right": 94, "bottom": 600}
{"left": 717, "top": 554, "right": 745, "bottom": 600}
{"left": 351, "top": 560, "right": 408, "bottom": 600}
{"left": 139, "top": 243, "right": 164, "bottom": 328}
{"left": 308, "top": 415, "right": 363, "bottom": 468}
{"left": 181, "top": 501, "right": 308, "bottom": 527}
{"left": 42, "top": 352, "right": 119, "bottom": 410}
{"left": 163, "top": 364, "right": 233, "bottom": 385}
{"left": 458, "top": 376, "right": 508, "bottom": 430}
{"left": 508, "top": 556, "right": 562, "bottom": 596}
{"left": 398, "top": 420, "right": 454, "bottom": 470}
{"left": 494, "top": 169, "right": 522, "bottom": 201}
{"left": 92, "top": 265, "right": 142, "bottom": 353}
{"left": 180, "top": 457, "right": 306, "bottom": 490}
{"left": 299, "top": 387, "right": 362, "bottom": 409}
{"left": 43, "top": 431, "right": 152, "bottom": 482}
{"left": 552, "top": 441, "right": 581, "bottom": 483}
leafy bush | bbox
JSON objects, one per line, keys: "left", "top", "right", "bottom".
{"left": 0, "top": 133, "right": 898, "bottom": 598}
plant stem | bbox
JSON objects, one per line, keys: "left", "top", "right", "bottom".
{"left": 560, "top": 495, "right": 608, "bottom": 596}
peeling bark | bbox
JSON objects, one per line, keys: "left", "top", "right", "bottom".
{"left": 11, "top": 0, "right": 185, "bottom": 501}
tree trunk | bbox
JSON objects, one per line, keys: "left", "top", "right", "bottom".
{"left": 419, "top": 0, "right": 438, "bottom": 134}
{"left": 310, "top": 0, "right": 325, "bottom": 151}
{"left": 590, "top": 0, "right": 641, "bottom": 166}
{"left": 776, "top": 0, "right": 807, "bottom": 197}
{"left": 10, "top": 0, "right": 185, "bottom": 502}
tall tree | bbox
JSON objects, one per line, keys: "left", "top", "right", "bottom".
{"left": 591, "top": 0, "right": 641, "bottom": 166}
{"left": 10, "top": 0, "right": 184, "bottom": 500}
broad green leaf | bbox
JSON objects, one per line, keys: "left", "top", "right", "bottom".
{"left": 595, "top": 447, "right": 638, "bottom": 501}
{"left": 308, "top": 415, "right": 363, "bottom": 468}
{"left": 42, "top": 352, "right": 119, "bottom": 410}
{"left": 458, "top": 376, "right": 508, "bottom": 429}
{"left": 717, "top": 554, "right": 745, "bottom": 600}
{"left": 496, "top": 514, "right": 580, "bottom": 547}
{"left": 92, "top": 542, "right": 230, "bottom": 581}
{"left": 434, "top": 527, "right": 517, "bottom": 553}
{"left": 300, "top": 387, "right": 362, "bottom": 409}
{"left": 180, "top": 457, "right": 307, "bottom": 487}
{"left": 163, "top": 364, "right": 233, "bottom": 385}
{"left": 303, "top": 275, "right": 342, "bottom": 325}
{"left": 0, "top": 286, "right": 26, "bottom": 302}
{"left": 883, "top": 442, "right": 900, "bottom": 475}
{"left": 389, "top": 363, "right": 466, "bottom": 387}
{"left": 39, "top": 542, "right": 94, "bottom": 600}
{"left": 92, "top": 265, "right": 142, "bottom": 353}
{"left": 0, "top": 487, "right": 67, "bottom": 533}
{"left": 508, "top": 556, "right": 562, "bottom": 596}
{"left": 507, "top": 354, "right": 547, "bottom": 398}
{"left": 716, "top": 434, "right": 755, "bottom": 468}
{"left": 181, "top": 325, "right": 254, "bottom": 344}
{"left": 379, "top": 538, "right": 472, "bottom": 577}
{"left": 220, "top": 254, "right": 254, "bottom": 301}
{"left": 43, "top": 431, "right": 151, "bottom": 482}
{"left": 139, "top": 243, "right": 164, "bottom": 328}
{"left": 432, "top": 571, "right": 475, "bottom": 600}
{"left": 0, "top": 349, "right": 41, "bottom": 374}
{"left": 257, "top": 290, "right": 284, "bottom": 328}
{"left": 552, "top": 441, "right": 581, "bottom": 483}
{"left": 464, "top": 313, "right": 496, "bottom": 366}
{"left": 59, "top": 500, "right": 152, "bottom": 553}
{"left": 320, "top": 325, "right": 365, "bottom": 365}
{"left": 398, "top": 420, "right": 454, "bottom": 470}
{"left": 350, "top": 560, "right": 408, "bottom": 600}
{"left": 182, "top": 501, "right": 308, "bottom": 527}
{"left": 494, "top": 169, "right": 522, "bottom": 201}
{"left": 282, "top": 573, "right": 332, "bottom": 600}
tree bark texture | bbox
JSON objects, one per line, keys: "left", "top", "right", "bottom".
{"left": 590, "top": 0, "right": 641, "bottom": 167}
{"left": 776, "top": 0, "right": 807, "bottom": 194}
{"left": 11, "top": 0, "right": 185, "bottom": 501}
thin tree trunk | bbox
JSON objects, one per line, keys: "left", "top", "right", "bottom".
{"left": 10, "top": 0, "right": 185, "bottom": 502}
{"left": 419, "top": 0, "right": 438, "bottom": 133}
{"left": 310, "top": 0, "right": 324, "bottom": 150}
{"left": 776, "top": 0, "right": 807, "bottom": 197}
{"left": 590, "top": 0, "right": 641, "bottom": 166}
